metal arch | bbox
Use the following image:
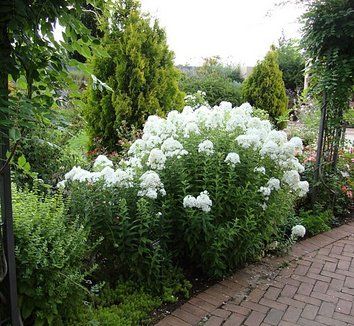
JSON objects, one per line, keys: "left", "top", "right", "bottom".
{"left": 0, "top": 133, "right": 20, "bottom": 326}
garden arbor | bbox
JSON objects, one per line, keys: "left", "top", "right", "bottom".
{"left": 302, "top": 0, "right": 354, "bottom": 201}
{"left": 0, "top": 1, "right": 98, "bottom": 324}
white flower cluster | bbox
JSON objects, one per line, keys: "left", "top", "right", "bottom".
{"left": 137, "top": 170, "right": 166, "bottom": 199}
{"left": 93, "top": 154, "right": 113, "bottom": 171}
{"left": 198, "top": 140, "right": 214, "bottom": 155}
{"left": 225, "top": 152, "right": 240, "bottom": 167}
{"left": 60, "top": 101, "right": 309, "bottom": 204}
{"left": 183, "top": 191, "right": 212, "bottom": 212}
{"left": 147, "top": 149, "right": 166, "bottom": 170}
{"left": 161, "top": 138, "right": 188, "bottom": 158}
{"left": 259, "top": 178, "right": 281, "bottom": 200}
{"left": 282, "top": 170, "right": 309, "bottom": 197}
{"left": 254, "top": 166, "right": 266, "bottom": 174}
{"left": 291, "top": 225, "right": 306, "bottom": 238}
{"left": 60, "top": 163, "right": 134, "bottom": 189}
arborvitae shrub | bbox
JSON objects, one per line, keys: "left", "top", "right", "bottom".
{"left": 85, "top": 1, "right": 184, "bottom": 150}
{"left": 242, "top": 49, "right": 288, "bottom": 128}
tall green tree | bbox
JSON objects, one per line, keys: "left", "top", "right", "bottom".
{"left": 276, "top": 37, "right": 305, "bottom": 92}
{"left": 85, "top": 0, "right": 184, "bottom": 150}
{"left": 242, "top": 49, "right": 288, "bottom": 128}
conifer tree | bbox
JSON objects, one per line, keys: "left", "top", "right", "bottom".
{"left": 242, "top": 49, "right": 288, "bottom": 128}
{"left": 85, "top": 0, "right": 184, "bottom": 150}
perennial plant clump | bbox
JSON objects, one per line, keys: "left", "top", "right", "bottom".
{"left": 63, "top": 101, "right": 308, "bottom": 279}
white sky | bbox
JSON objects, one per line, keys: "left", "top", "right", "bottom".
{"left": 140, "top": 0, "right": 305, "bottom": 66}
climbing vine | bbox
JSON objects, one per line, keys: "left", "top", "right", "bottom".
{"left": 302, "top": 0, "right": 354, "bottom": 168}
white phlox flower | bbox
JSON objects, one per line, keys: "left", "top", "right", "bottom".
{"left": 291, "top": 225, "right": 306, "bottom": 238}
{"left": 198, "top": 140, "right": 214, "bottom": 155}
{"left": 282, "top": 170, "right": 309, "bottom": 197}
{"left": 138, "top": 170, "right": 166, "bottom": 199}
{"left": 225, "top": 152, "right": 240, "bottom": 167}
{"left": 93, "top": 155, "right": 113, "bottom": 171}
{"left": 161, "top": 138, "right": 188, "bottom": 157}
{"left": 236, "top": 134, "right": 261, "bottom": 149}
{"left": 254, "top": 166, "right": 266, "bottom": 174}
{"left": 183, "top": 190, "right": 212, "bottom": 212}
{"left": 219, "top": 101, "right": 232, "bottom": 110}
{"left": 147, "top": 148, "right": 166, "bottom": 170}
{"left": 259, "top": 178, "right": 281, "bottom": 200}
{"left": 65, "top": 166, "right": 92, "bottom": 182}
{"left": 114, "top": 169, "right": 134, "bottom": 188}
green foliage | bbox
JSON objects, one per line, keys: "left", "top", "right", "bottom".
{"left": 242, "top": 49, "right": 288, "bottom": 128}
{"left": 179, "top": 58, "right": 243, "bottom": 107}
{"left": 12, "top": 109, "right": 88, "bottom": 188}
{"left": 301, "top": 0, "right": 354, "bottom": 170}
{"left": 299, "top": 209, "right": 332, "bottom": 236}
{"left": 85, "top": 0, "right": 184, "bottom": 150}
{"left": 302, "top": 148, "right": 353, "bottom": 217}
{"left": 76, "top": 283, "right": 161, "bottom": 326}
{"left": 12, "top": 185, "right": 92, "bottom": 325}
{"left": 67, "top": 181, "right": 190, "bottom": 297}
{"left": 276, "top": 37, "right": 305, "bottom": 92}
{"left": 286, "top": 98, "right": 320, "bottom": 146}
{"left": 0, "top": 0, "right": 102, "bottom": 139}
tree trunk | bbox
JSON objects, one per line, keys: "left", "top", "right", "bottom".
{"left": 0, "top": 17, "right": 20, "bottom": 326}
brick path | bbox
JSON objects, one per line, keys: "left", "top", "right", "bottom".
{"left": 156, "top": 221, "right": 354, "bottom": 326}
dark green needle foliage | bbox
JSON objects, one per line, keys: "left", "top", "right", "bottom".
{"left": 242, "top": 49, "right": 288, "bottom": 129}
{"left": 85, "top": 0, "right": 184, "bottom": 150}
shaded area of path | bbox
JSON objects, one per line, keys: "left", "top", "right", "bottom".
{"left": 156, "top": 222, "right": 354, "bottom": 326}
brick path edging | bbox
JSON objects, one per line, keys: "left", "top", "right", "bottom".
{"left": 156, "top": 222, "right": 354, "bottom": 326}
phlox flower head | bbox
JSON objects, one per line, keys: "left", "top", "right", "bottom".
{"left": 236, "top": 134, "right": 261, "bottom": 149}
{"left": 254, "top": 166, "right": 266, "bottom": 174}
{"left": 198, "top": 140, "right": 214, "bottom": 155}
{"left": 138, "top": 170, "right": 166, "bottom": 199}
{"left": 147, "top": 148, "right": 166, "bottom": 170}
{"left": 225, "top": 152, "right": 240, "bottom": 167}
{"left": 183, "top": 190, "right": 212, "bottom": 212}
{"left": 161, "top": 138, "right": 188, "bottom": 157}
{"left": 291, "top": 225, "right": 306, "bottom": 238}
{"left": 93, "top": 155, "right": 113, "bottom": 171}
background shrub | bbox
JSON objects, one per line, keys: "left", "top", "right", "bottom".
{"left": 275, "top": 38, "right": 305, "bottom": 93}
{"left": 12, "top": 108, "right": 88, "bottom": 189}
{"left": 12, "top": 184, "right": 92, "bottom": 325}
{"left": 242, "top": 49, "right": 288, "bottom": 128}
{"left": 179, "top": 57, "right": 243, "bottom": 107}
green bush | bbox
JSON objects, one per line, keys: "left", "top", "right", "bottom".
{"left": 85, "top": 1, "right": 184, "bottom": 151}
{"left": 242, "top": 49, "right": 288, "bottom": 128}
{"left": 299, "top": 209, "right": 333, "bottom": 236}
{"left": 12, "top": 184, "right": 92, "bottom": 325}
{"left": 179, "top": 58, "right": 242, "bottom": 107}
{"left": 12, "top": 110, "right": 87, "bottom": 188}
{"left": 62, "top": 102, "right": 308, "bottom": 280}
{"left": 276, "top": 38, "right": 305, "bottom": 92}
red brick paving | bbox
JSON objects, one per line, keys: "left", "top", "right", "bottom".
{"left": 156, "top": 221, "right": 354, "bottom": 325}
